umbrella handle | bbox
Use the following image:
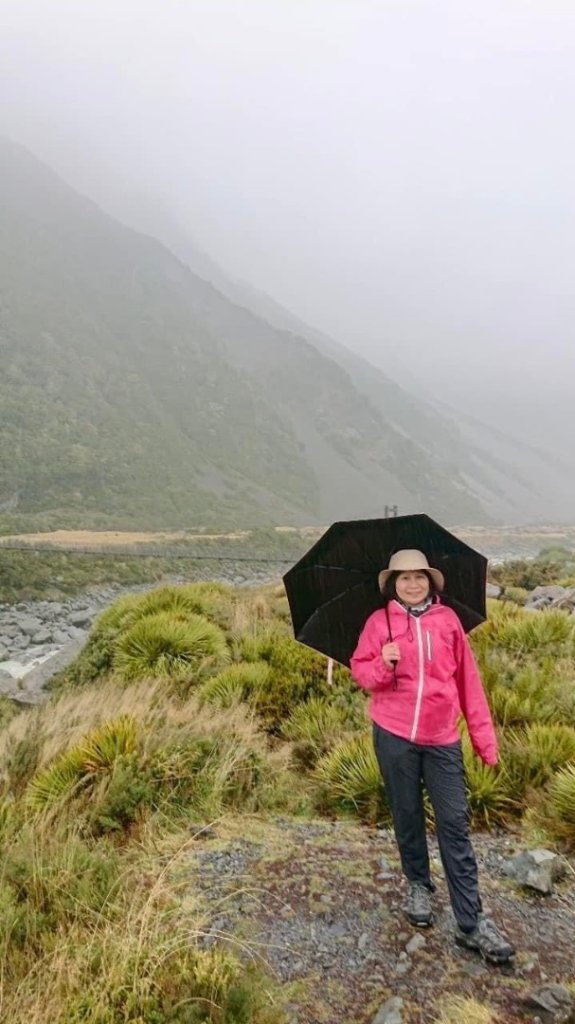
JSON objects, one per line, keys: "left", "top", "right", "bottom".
{"left": 385, "top": 604, "right": 393, "bottom": 644}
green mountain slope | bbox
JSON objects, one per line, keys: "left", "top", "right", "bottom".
{"left": 0, "top": 140, "right": 319, "bottom": 527}
{"left": 157, "top": 230, "right": 575, "bottom": 524}
{"left": 0, "top": 138, "right": 489, "bottom": 528}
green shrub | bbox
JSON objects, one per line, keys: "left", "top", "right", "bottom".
{"left": 501, "top": 586, "right": 529, "bottom": 606}
{"left": 230, "top": 630, "right": 352, "bottom": 733}
{"left": 487, "top": 684, "right": 555, "bottom": 728}
{"left": 235, "top": 627, "right": 285, "bottom": 663}
{"left": 0, "top": 829, "right": 121, "bottom": 948}
{"left": 26, "top": 716, "right": 140, "bottom": 813}
{"left": 501, "top": 723, "right": 575, "bottom": 804}
{"left": 114, "top": 612, "right": 229, "bottom": 682}
{"left": 150, "top": 733, "right": 271, "bottom": 819}
{"left": 198, "top": 661, "right": 271, "bottom": 709}
{"left": 127, "top": 582, "right": 233, "bottom": 630}
{"left": 314, "top": 733, "right": 389, "bottom": 824}
{"left": 474, "top": 607, "right": 573, "bottom": 661}
{"left": 532, "top": 763, "right": 575, "bottom": 849}
{"left": 490, "top": 555, "right": 570, "bottom": 590}
{"left": 54, "top": 585, "right": 235, "bottom": 690}
{"left": 63, "top": 947, "right": 274, "bottom": 1024}
{"left": 88, "top": 754, "right": 155, "bottom": 834}
{"left": 461, "top": 736, "right": 511, "bottom": 828}
{"left": 282, "top": 696, "right": 356, "bottom": 768}
{"left": 81, "top": 714, "right": 139, "bottom": 769}
{"left": 25, "top": 746, "right": 88, "bottom": 811}
{"left": 479, "top": 651, "right": 566, "bottom": 729}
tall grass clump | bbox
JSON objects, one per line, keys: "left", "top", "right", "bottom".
{"left": 529, "top": 763, "right": 575, "bottom": 850}
{"left": 460, "top": 735, "right": 511, "bottom": 828}
{"left": 198, "top": 662, "right": 271, "bottom": 709}
{"left": 500, "top": 723, "right": 575, "bottom": 804}
{"left": 0, "top": 676, "right": 289, "bottom": 836}
{"left": 114, "top": 611, "right": 229, "bottom": 682}
{"left": 471, "top": 604, "right": 575, "bottom": 732}
{"left": 433, "top": 995, "right": 496, "bottom": 1024}
{"left": 282, "top": 696, "right": 360, "bottom": 768}
{"left": 53, "top": 584, "right": 234, "bottom": 689}
{"left": 0, "top": 823, "right": 284, "bottom": 1024}
{"left": 314, "top": 733, "right": 389, "bottom": 825}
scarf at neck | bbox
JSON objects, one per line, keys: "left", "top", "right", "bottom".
{"left": 396, "top": 595, "right": 434, "bottom": 617}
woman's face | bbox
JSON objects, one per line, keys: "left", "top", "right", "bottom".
{"left": 395, "top": 570, "right": 430, "bottom": 606}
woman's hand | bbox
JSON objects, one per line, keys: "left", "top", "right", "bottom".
{"left": 381, "top": 642, "right": 400, "bottom": 669}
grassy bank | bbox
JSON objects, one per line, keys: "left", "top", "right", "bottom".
{"left": 1, "top": 579, "right": 575, "bottom": 1020}
{"left": 0, "top": 528, "right": 315, "bottom": 603}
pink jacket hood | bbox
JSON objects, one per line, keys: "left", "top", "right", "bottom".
{"left": 350, "top": 599, "right": 497, "bottom": 764}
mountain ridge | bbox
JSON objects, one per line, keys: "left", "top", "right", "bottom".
{"left": 2, "top": 136, "right": 565, "bottom": 529}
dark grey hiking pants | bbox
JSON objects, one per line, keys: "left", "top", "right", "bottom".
{"left": 373, "top": 723, "right": 482, "bottom": 932}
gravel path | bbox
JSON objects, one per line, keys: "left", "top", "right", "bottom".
{"left": 176, "top": 817, "right": 575, "bottom": 1024}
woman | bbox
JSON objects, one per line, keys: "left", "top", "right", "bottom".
{"left": 350, "top": 549, "right": 514, "bottom": 964}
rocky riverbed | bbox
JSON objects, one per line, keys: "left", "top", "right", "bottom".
{"left": 0, "top": 586, "right": 124, "bottom": 704}
{"left": 0, "top": 569, "right": 276, "bottom": 705}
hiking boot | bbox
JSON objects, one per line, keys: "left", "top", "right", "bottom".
{"left": 404, "top": 882, "right": 433, "bottom": 927}
{"left": 455, "top": 915, "right": 515, "bottom": 964}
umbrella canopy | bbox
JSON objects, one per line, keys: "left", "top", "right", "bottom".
{"left": 283, "top": 513, "right": 487, "bottom": 667}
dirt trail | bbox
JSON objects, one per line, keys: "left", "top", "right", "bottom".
{"left": 180, "top": 817, "right": 575, "bottom": 1024}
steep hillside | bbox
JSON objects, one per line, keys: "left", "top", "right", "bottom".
{"left": 157, "top": 230, "right": 575, "bottom": 524}
{"left": 0, "top": 138, "right": 490, "bottom": 528}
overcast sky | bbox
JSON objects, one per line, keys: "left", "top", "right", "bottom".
{"left": 1, "top": 0, "right": 574, "bottom": 441}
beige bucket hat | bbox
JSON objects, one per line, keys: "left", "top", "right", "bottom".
{"left": 378, "top": 549, "right": 445, "bottom": 593}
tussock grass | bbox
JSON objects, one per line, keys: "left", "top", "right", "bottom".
{"left": 433, "top": 995, "right": 497, "bottom": 1024}
{"left": 0, "top": 823, "right": 278, "bottom": 1024}
{"left": 314, "top": 733, "right": 390, "bottom": 825}
{"left": 2, "top": 579, "right": 575, "bottom": 1018}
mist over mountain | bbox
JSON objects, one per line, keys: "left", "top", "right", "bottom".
{"left": 117, "top": 198, "right": 575, "bottom": 526}
{"left": 1, "top": 138, "right": 573, "bottom": 531}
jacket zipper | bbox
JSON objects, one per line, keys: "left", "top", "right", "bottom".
{"left": 426, "top": 630, "right": 432, "bottom": 661}
{"left": 410, "top": 617, "right": 425, "bottom": 742}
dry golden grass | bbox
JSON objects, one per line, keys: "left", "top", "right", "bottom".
{"left": 0, "top": 528, "right": 249, "bottom": 547}
{"left": 433, "top": 995, "right": 498, "bottom": 1024}
{"left": 0, "top": 821, "right": 223, "bottom": 1024}
{"left": 0, "top": 678, "right": 269, "bottom": 777}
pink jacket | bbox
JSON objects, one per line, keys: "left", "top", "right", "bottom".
{"left": 350, "top": 599, "right": 497, "bottom": 765}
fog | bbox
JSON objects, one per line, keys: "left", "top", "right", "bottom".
{"left": 2, "top": 0, "right": 574, "bottom": 451}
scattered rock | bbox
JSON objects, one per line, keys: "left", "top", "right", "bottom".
{"left": 31, "top": 628, "right": 52, "bottom": 645}
{"left": 462, "top": 960, "right": 489, "bottom": 977}
{"left": 371, "top": 996, "right": 404, "bottom": 1024}
{"left": 18, "top": 615, "right": 43, "bottom": 636}
{"left": 486, "top": 582, "right": 502, "bottom": 598}
{"left": 69, "top": 608, "right": 95, "bottom": 628}
{"left": 0, "top": 669, "right": 18, "bottom": 696}
{"left": 67, "top": 626, "right": 88, "bottom": 641}
{"left": 502, "top": 849, "right": 567, "bottom": 894}
{"left": 522, "top": 984, "right": 575, "bottom": 1023}
{"left": 189, "top": 825, "right": 218, "bottom": 840}
{"left": 524, "top": 585, "right": 575, "bottom": 612}
{"left": 405, "top": 933, "right": 426, "bottom": 954}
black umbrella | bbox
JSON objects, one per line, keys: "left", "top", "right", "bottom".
{"left": 283, "top": 513, "right": 487, "bottom": 667}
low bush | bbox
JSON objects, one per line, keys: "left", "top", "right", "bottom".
{"left": 114, "top": 612, "right": 230, "bottom": 683}
{"left": 314, "top": 732, "right": 389, "bottom": 825}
